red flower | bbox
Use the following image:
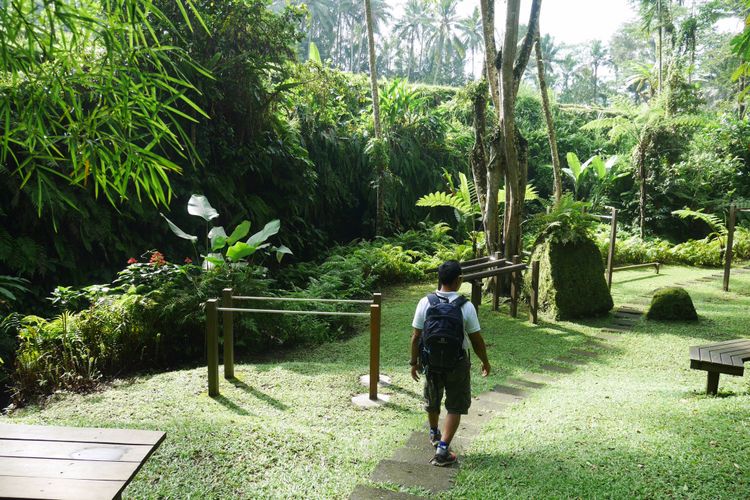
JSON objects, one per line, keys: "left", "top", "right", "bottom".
{"left": 149, "top": 251, "right": 167, "bottom": 266}
{"left": 184, "top": 257, "right": 193, "bottom": 264}
{"left": 127, "top": 257, "right": 138, "bottom": 265}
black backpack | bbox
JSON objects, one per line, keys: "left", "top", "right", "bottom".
{"left": 420, "top": 294, "right": 467, "bottom": 373}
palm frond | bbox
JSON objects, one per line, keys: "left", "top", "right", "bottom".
{"left": 672, "top": 208, "right": 727, "bottom": 236}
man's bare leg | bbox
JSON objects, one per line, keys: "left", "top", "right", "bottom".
{"left": 442, "top": 413, "right": 461, "bottom": 445}
{"left": 428, "top": 411, "right": 440, "bottom": 430}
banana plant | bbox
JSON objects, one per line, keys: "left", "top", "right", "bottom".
{"left": 161, "top": 195, "right": 291, "bottom": 268}
{"left": 564, "top": 153, "right": 622, "bottom": 202}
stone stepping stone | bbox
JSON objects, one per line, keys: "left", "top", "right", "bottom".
{"left": 540, "top": 363, "right": 575, "bottom": 374}
{"left": 505, "top": 376, "right": 546, "bottom": 389}
{"left": 492, "top": 385, "right": 529, "bottom": 397}
{"left": 569, "top": 349, "right": 598, "bottom": 358}
{"left": 390, "top": 447, "right": 436, "bottom": 465}
{"left": 616, "top": 308, "right": 643, "bottom": 316}
{"left": 614, "top": 313, "right": 639, "bottom": 320}
{"left": 613, "top": 321, "right": 636, "bottom": 328}
{"left": 555, "top": 356, "right": 587, "bottom": 366}
{"left": 520, "top": 372, "right": 558, "bottom": 384}
{"left": 370, "top": 460, "right": 456, "bottom": 494}
{"left": 349, "top": 485, "right": 426, "bottom": 499}
{"left": 602, "top": 325, "right": 630, "bottom": 332}
{"left": 592, "top": 333, "right": 620, "bottom": 342}
{"left": 479, "top": 390, "right": 525, "bottom": 405}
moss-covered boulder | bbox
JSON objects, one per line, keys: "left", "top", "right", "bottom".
{"left": 526, "top": 237, "right": 613, "bottom": 320}
{"left": 646, "top": 287, "right": 698, "bottom": 321}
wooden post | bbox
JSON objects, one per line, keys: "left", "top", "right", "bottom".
{"left": 492, "top": 251, "right": 501, "bottom": 311}
{"left": 369, "top": 304, "right": 381, "bottom": 401}
{"left": 510, "top": 255, "right": 520, "bottom": 318}
{"left": 606, "top": 207, "right": 617, "bottom": 290}
{"left": 706, "top": 371, "right": 720, "bottom": 396}
{"left": 206, "top": 299, "right": 219, "bottom": 397}
{"left": 471, "top": 281, "right": 482, "bottom": 311}
{"left": 222, "top": 288, "right": 234, "bottom": 379}
{"left": 723, "top": 203, "right": 736, "bottom": 292}
{"left": 529, "top": 260, "right": 540, "bottom": 324}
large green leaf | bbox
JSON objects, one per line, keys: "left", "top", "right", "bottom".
{"left": 161, "top": 213, "right": 198, "bottom": 243}
{"left": 590, "top": 156, "right": 606, "bottom": 179}
{"left": 187, "top": 195, "right": 219, "bottom": 221}
{"left": 226, "top": 242, "right": 257, "bottom": 261}
{"left": 208, "top": 226, "right": 228, "bottom": 251}
{"left": 227, "top": 220, "right": 251, "bottom": 245}
{"left": 566, "top": 152, "right": 582, "bottom": 181}
{"left": 246, "top": 220, "right": 280, "bottom": 247}
{"left": 308, "top": 41, "right": 322, "bottom": 64}
{"left": 275, "top": 245, "right": 293, "bottom": 263}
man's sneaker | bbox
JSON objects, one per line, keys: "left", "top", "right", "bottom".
{"left": 429, "top": 429, "right": 442, "bottom": 448}
{"left": 430, "top": 448, "right": 457, "bottom": 467}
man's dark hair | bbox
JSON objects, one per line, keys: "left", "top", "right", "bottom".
{"left": 438, "top": 260, "right": 462, "bottom": 287}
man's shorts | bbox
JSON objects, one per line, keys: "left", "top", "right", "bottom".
{"left": 423, "top": 355, "right": 471, "bottom": 415}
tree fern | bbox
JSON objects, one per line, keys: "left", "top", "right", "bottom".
{"left": 416, "top": 192, "right": 475, "bottom": 215}
{"left": 672, "top": 208, "right": 727, "bottom": 236}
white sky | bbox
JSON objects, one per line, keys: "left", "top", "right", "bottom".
{"left": 393, "top": 0, "right": 745, "bottom": 46}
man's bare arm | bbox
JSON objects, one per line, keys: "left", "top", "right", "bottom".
{"left": 468, "top": 331, "right": 491, "bottom": 376}
{"left": 410, "top": 328, "right": 422, "bottom": 381}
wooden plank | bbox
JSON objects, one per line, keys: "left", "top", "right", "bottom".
{"left": 729, "top": 352, "right": 750, "bottom": 368}
{"left": 719, "top": 347, "right": 750, "bottom": 366}
{"left": 0, "top": 475, "right": 124, "bottom": 500}
{"left": 464, "top": 263, "right": 527, "bottom": 281}
{"left": 0, "top": 439, "right": 151, "bottom": 462}
{"left": 0, "top": 456, "right": 138, "bottom": 481}
{"left": 707, "top": 342, "right": 750, "bottom": 364}
{"left": 689, "top": 346, "right": 701, "bottom": 361}
{"left": 698, "top": 340, "right": 750, "bottom": 361}
{"left": 0, "top": 424, "right": 164, "bottom": 446}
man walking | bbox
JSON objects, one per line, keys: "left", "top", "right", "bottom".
{"left": 411, "top": 260, "right": 491, "bottom": 466}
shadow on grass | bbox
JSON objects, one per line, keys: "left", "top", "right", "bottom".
{"left": 227, "top": 377, "right": 289, "bottom": 411}
{"left": 210, "top": 395, "right": 254, "bottom": 416}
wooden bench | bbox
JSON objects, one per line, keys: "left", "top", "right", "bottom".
{"left": 0, "top": 423, "right": 165, "bottom": 500}
{"left": 689, "top": 339, "right": 750, "bottom": 395}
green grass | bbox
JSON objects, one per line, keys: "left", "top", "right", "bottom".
{"left": 3, "top": 267, "right": 750, "bottom": 498}
{"left": 448, "top": 265, "right": 750, "bottom": 499}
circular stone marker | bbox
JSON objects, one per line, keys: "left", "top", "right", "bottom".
{"left": 358, "top": 374, "right": 392, "bottom": 387}
{"left": 351, "top": 393, "right": 391, "bottom": 408}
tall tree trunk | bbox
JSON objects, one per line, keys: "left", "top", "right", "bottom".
{"left": 407, "top": 32, "right": 415, "bottom": 81}
{"left": 636, "top": 136, "right": 650, "bottom": 239}
{"left": 364, "top": 0, "right": 385, "bottom": 235}
{"left": 657, "top": 0, "right": 663, "bottom": 93}
{"left": 535, "top": 34, "right": 562, "bottom": 204}
{"left": 479, "top": 0, "right": 500, "bottom": 114}
{"left": 478, "top": 0, "right": 542, "bottom": 258}
{"left": 470, "top": 84, "right": 489, "bottom": 228}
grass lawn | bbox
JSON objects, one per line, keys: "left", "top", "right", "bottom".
{"left": 3, "top": 266, "right": 750, "bottom": 498}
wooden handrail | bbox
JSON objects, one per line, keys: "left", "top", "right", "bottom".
{"left": 464, "top": 262, "right": 527, "bottom": 281}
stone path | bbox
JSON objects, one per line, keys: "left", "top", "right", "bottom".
{"left": 349, "top": 309, "right": 638, "bottom": 499}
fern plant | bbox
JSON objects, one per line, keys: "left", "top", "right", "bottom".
{"left": 0, "top": 276, "right": 30, "bottom": 307}
{"left": 672, "top": 208, "right": 729, "bottom": 249}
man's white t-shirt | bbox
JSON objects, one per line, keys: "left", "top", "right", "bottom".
{"left": 412, "top": 291, "right": 481, "bottom": 351}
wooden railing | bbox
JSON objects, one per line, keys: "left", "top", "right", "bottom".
{"left": 205, "top": 291, "right": 383, "bottom": 403}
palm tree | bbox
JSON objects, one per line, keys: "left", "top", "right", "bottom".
{"left": 425, "top": 0, "right": 465, "bottom": 84}
{"left": 393, "top": 0, "right": 430, "bottom": 80}
{"left": 535, "top": 31, "right": 563, "bottom": 204}
{"left": 457, "top": 7, "right": 484, "bottom": 79}
{"left": 589, "top": 40, "right": 610, "bottom": 105}
{"left": 364, "top": 0, "right": 385, "bottom": 235}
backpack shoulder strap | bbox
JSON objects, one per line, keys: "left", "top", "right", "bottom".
{"left": 426, "top": 294, "right": 441, "bottom": 306}
{"left": 453, "top": 295, "right": 468, "bottom": 308}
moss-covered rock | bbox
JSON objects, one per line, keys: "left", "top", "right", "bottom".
{"left": 526, "top": 237, "right": 613, "bottom": 320}
{"left": 646, "top": 287, "right": 698, "bottom": 321}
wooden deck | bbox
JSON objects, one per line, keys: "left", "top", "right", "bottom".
{"left": 0, "top": 423, "right": 165, "bottom": 500}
